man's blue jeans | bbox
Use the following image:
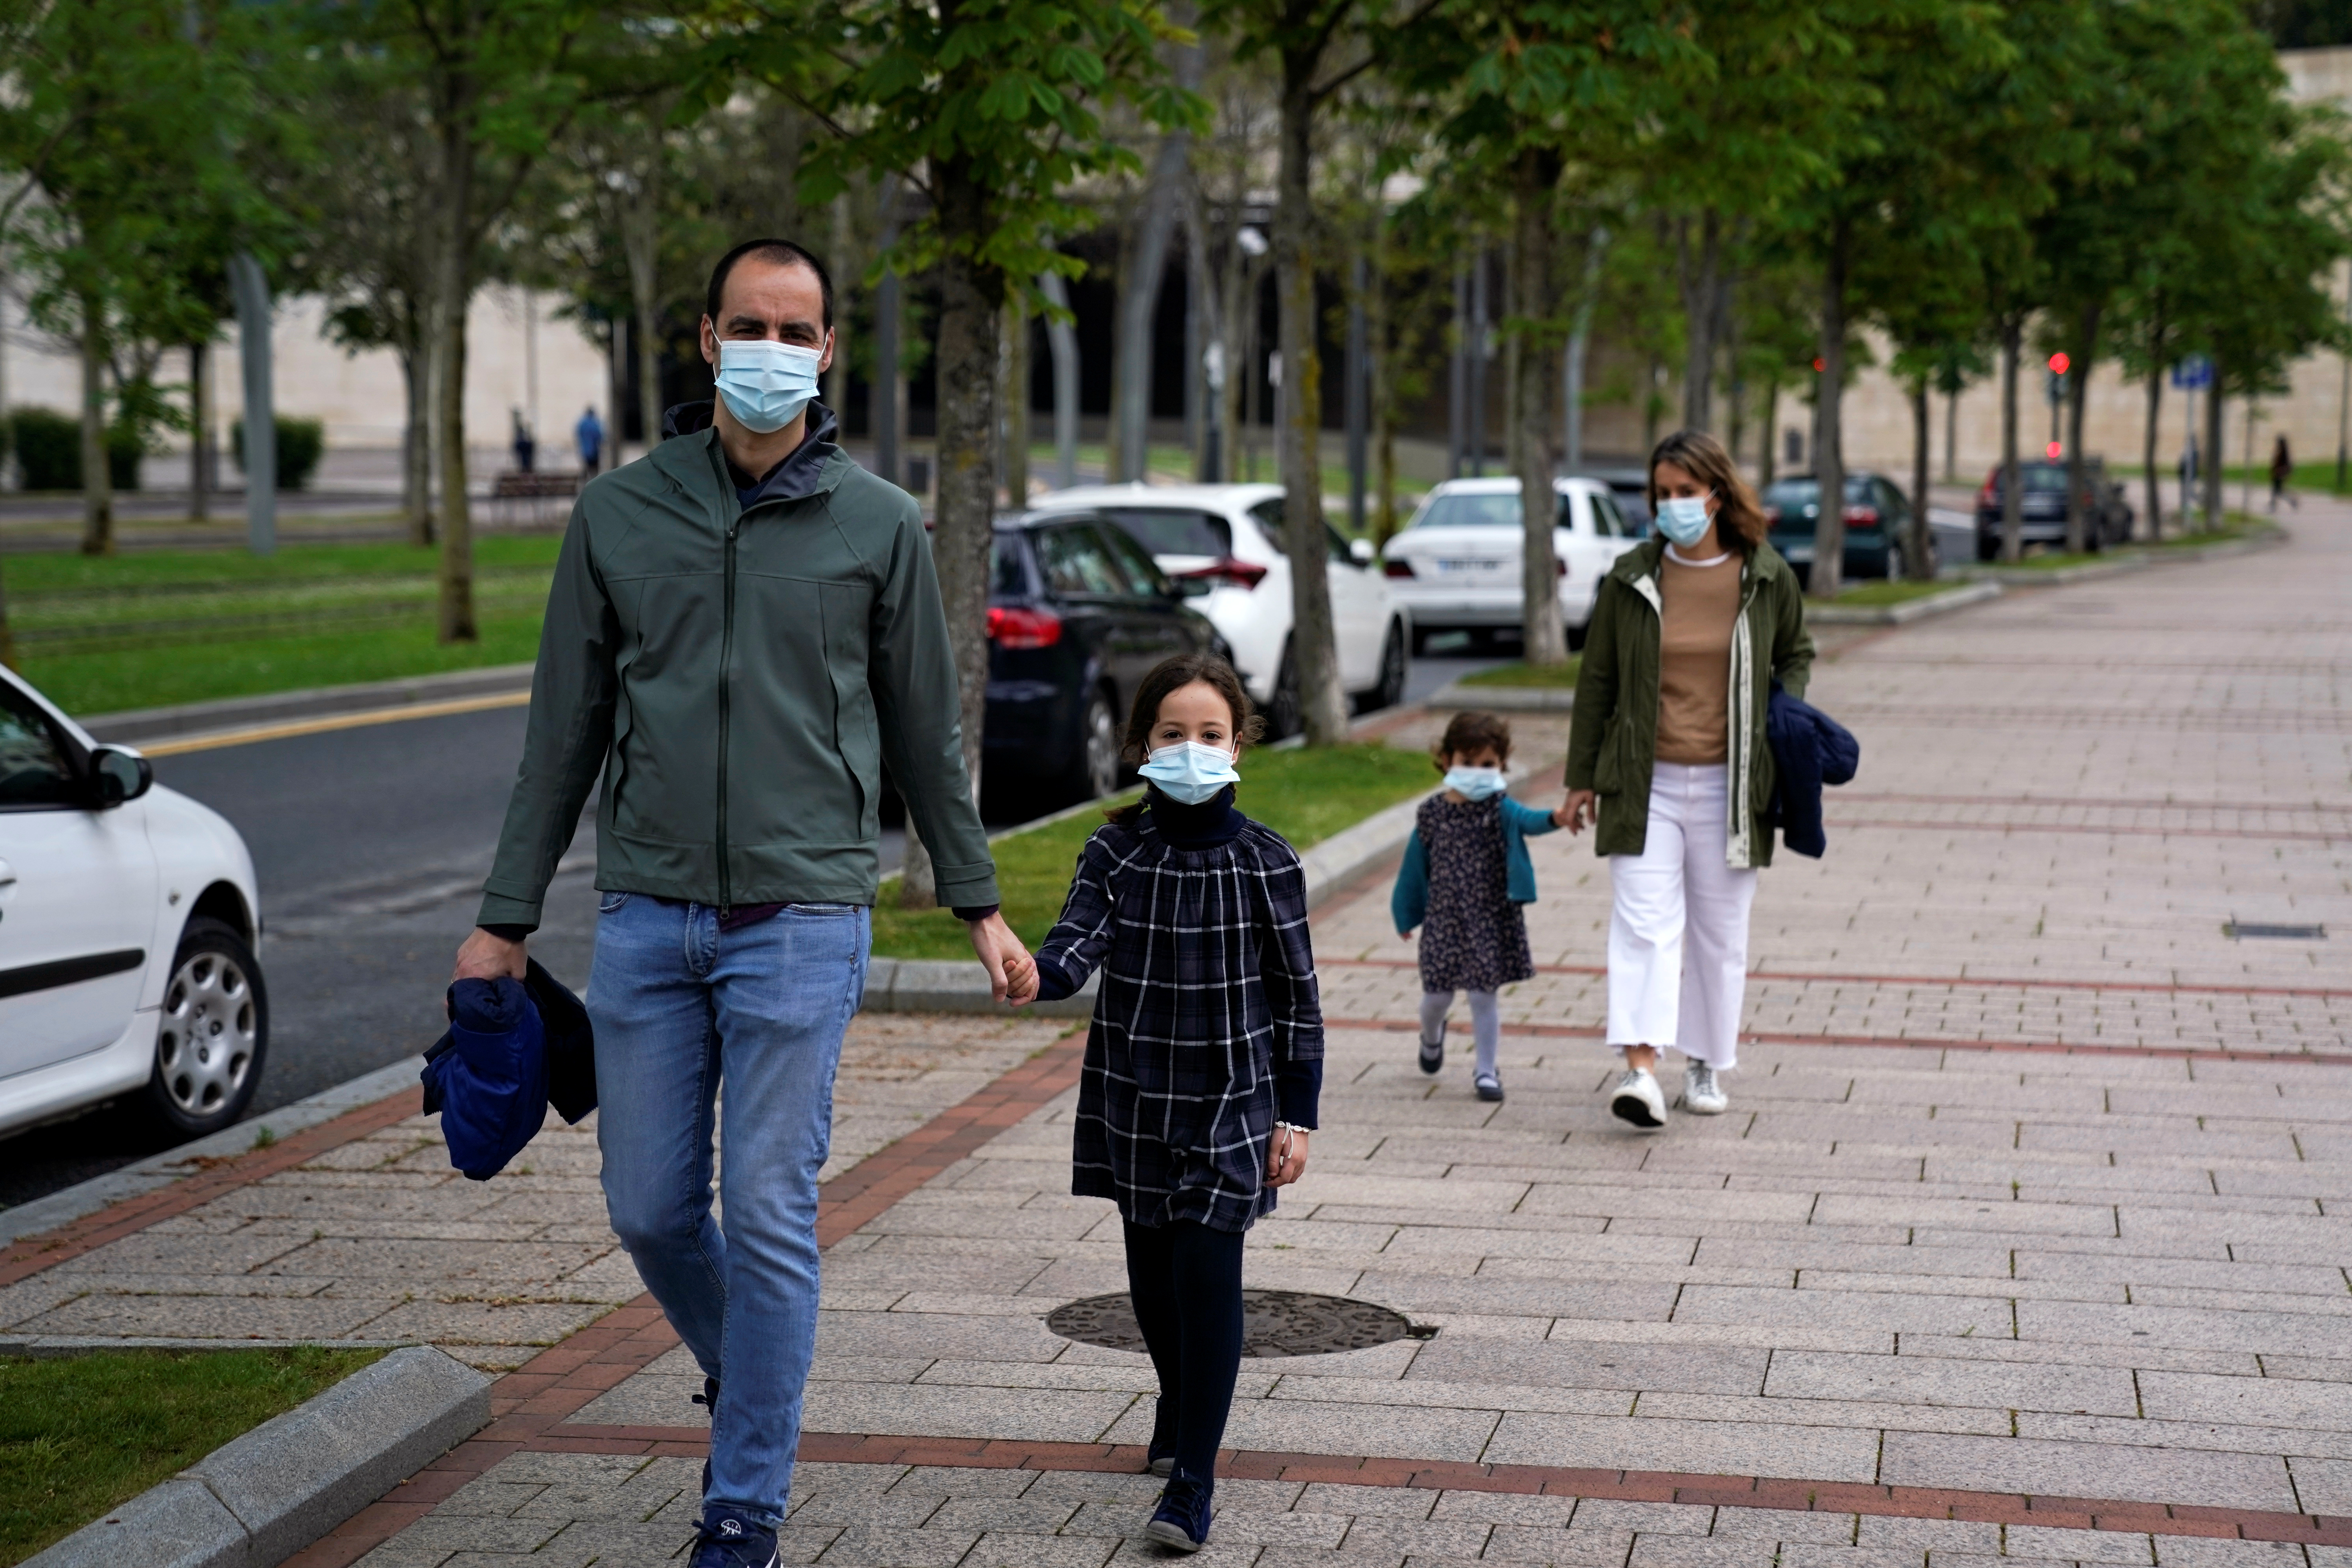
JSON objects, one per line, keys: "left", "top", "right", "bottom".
{"left": 586, "top": 893, "right": 869, "bottom": 1527}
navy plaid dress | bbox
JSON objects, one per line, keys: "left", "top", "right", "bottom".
{"left": 1033, "top": 788, "right": 1324, "bottom": 1233}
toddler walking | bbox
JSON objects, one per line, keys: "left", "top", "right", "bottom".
{"left": 1023, "top": 653, "right": 1322, "bottom": 1554}
{"left": 1393, "top": 711, "right": 1569, "bottom": 1102}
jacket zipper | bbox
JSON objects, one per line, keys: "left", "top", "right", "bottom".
{"left": 717, "top": 506, "right": 739, "bottom": 916}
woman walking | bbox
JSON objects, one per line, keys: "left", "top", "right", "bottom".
{"left": 1559, "top": 430, "right": 1813, "bottom": 1127}
{"left": 2270, "top": 436, "right": 2296, "bottom": 512}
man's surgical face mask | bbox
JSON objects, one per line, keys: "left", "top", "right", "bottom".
{"left": 715, "top": 337, "right": 826, "bottom": 434}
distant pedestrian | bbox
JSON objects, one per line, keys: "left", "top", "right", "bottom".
{"left": 2270, "top": 435, "right": 2296, "bottom": 512}
{"left": 575, "top": 405, "right": 604, "bottom": 474}
{"left": 510, "top": 408, "right": 535, "bottom": 474}
{"left": 457, "top": 237, "right": 1036, "bottom": 1568}
{"left": 1561, "top": 429, "right": 1814, "bottom": 1129}
{"left": 1392, "top": 710, "right": 1571, "bottom": 1103}
{"left": 1020, "top": 653, "right": 1322, "bottom": 1555}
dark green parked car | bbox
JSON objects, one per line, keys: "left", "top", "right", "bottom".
{"left": 1760, "top": 471, "right": 1931, "bottom": 584}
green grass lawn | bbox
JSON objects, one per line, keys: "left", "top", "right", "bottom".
{"left": 871, "top": 742, "right": 1436, "bottom": 959}
{"left": 0, "top": 1347, "right": 384, "bottom": 1564}
{"left": 1455, "top": 659, "right": 1581, "bottom": 689}
{"left": 8, "top": 537, "right": 562, "bottom": 716}
{"left": 1829, "top": 579, "right": 1966, "bottom": 606}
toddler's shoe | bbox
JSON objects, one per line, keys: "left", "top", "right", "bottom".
{"left": 1418, "top": 1025, "right": 1444, "bottom": 1074}
{"left": 1610, "top": 1067, "right": 1668, "bottom": 1130}
{"left": 1474, "top": 1069, "right": 1505, "bottom": 1103}
{"left": 1145, "top": 1470, "right": 1213, "bottom": 1552}
{"left": 689, "top": 1507, "right": 777, "bottom": 1568}
{"left": 1682, "top": 1061, "right": 1728, "bottom": 1115}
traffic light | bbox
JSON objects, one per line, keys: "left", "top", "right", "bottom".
{"left": 2047, "top": 352, "right": 2070, "bottom": 376}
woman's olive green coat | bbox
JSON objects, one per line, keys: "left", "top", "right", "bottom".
{"left": 1563, "top": 538, "right": 1815, "bottom": 869}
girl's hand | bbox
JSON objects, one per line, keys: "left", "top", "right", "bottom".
{"left": 1266, "top": 1125, "right": 1309, "bottom": 1187}
{"left": 1559, "top": 790, "right": 1597, "bottom": 834}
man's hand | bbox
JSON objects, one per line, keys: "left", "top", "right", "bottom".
{"left": 1266, "top": 1125, "right": 1310, "bottom": 1187}
{"left": 1559, "top": 790, "right": 1598, "bottom": 834}
{"left": 968, "top": 911, "right": 1037, "bottom": 1005}
{"left": 454, "top": 927, "right": 528, "bottom": 983}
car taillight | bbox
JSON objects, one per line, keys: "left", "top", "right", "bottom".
{"left": 1763, "top": 506, "right": 1780, "bottom": 524}
{"left": 1843, "top": 506, "right": 1880, "bottom": 530}
{"left": 987, "top": 605, "right": 1063, "bottom": 648}
{"left": 1556, "top": 557, "right": 1568, "bottom": 577}
{"left": 1980, "top": 472, "right": 1999, "bottom": 505}
{"left": 1383, "top": 559, "right": 1415, "bottom": 579}
{"left": 1176, "top": 557, "right": 1269, "bottom": 590}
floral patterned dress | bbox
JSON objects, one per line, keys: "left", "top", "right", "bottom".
{"left": 1415, "top": 794, "right": 1534, "bottom": 995}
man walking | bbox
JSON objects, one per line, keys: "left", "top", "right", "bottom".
{"left": 575, "top": 403, "right": 604, "bottom": 474}
{"left": 456, "top": 238, "right": 1036, "bottom": 1567}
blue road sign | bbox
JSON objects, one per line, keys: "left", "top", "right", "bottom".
{"left": 2172, "top": 355, "right": 2213, "bottom": 390}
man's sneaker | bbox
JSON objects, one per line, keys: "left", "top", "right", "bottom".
{"left": 691, "top": 1376, "right": 719, "bottom": 1497}
{"left": 1682, "top": 1061, "right": 1728, "bottom": 1115}
{"left": 1474, "top": 1070, "right": 1505, "bottom": 1103}
{"left": 689, "top": 1506, "right": 777, "bottom": 1568}
{"left": 1418, "top": 1027, "right": 1445, "bottom": 1074}
{"left": 1610, "top": 1067, "right": 1668, "bottom": 1129}
{"left": 1144, "top": 1470, "right": 1213, "bottom": 1552}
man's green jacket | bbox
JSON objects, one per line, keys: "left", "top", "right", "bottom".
{"left": 477, "top": 405, "right": 997, "bottom": 930}
{"left": 1564, "top": 536, "right": 1815, "bottom": 870}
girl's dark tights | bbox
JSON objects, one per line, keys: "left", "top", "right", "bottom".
{"left": 1122, "top": 1219, "right": 1244, "bottom": 1482}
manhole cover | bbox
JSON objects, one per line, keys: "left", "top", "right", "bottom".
{"left": 2226, "top": 921, "right": 2326, "bottom": 940}
{"left": 1046, "top": 1290, "right": 1427, "bottom": 1357}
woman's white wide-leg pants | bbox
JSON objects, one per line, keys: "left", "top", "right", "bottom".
{"left": 1606, "top": 762, "right": 1757, "bottom": 1068}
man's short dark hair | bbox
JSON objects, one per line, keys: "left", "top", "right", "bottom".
{"left": 704, "top": 239, "right": 833, "bottom": 332}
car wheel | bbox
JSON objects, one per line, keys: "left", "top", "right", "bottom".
{"left": 1267, "top": 642, "right": 1301, "bottom": 740}
{"left": 1409, "top": 624, "right": 1431, "bottom": 659}
{"left": 1372, "top": 619, "right": 1407, "bottom": 711}
{"left": 1977, "top": 535, "right": 1999, "bottom": 564}
{"left": 144, "top": 918, "right": 267, "bottom": 1137}
{"left": 1067, "top": 688, "right": 1120, "bottom": 802}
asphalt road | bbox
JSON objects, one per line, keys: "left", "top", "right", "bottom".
{"left": 0, "top": 647, "right": 1500, "bottom": 1211}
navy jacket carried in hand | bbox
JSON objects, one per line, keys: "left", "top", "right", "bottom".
{"left": 1762, "top": 682, "right": 1860, "bottom": 859}
{"left": 421, "top": 960, "right": 596, "bottom": 1181}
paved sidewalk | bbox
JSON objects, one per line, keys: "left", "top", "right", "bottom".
{"left": 10, "top": 508, "right": 2348, "bottom": 1564}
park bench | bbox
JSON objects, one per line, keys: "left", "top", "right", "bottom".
{"left": 487, "top": 468, "right": 582, "bottom": 528}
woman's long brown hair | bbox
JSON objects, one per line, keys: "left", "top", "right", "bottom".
{"left": 1104, "top": 653, "right": 1264, "bottom": 828}
{"left": 1648, "top": 428, "right": 1768, "bottom": 555}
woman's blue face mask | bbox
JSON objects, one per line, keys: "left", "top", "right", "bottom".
{"left": 1656, "top": 494, "right": 1714, "bottom": 547}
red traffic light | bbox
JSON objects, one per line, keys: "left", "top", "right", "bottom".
{"left": 2045, "top": 441, "right": 2063, "bottom": 460}
{"left": 1812, "top": 358, "right": 1825, "bottom": 372}
{"left": 2048, "top": 352, "right": 2070, "bottom": 375}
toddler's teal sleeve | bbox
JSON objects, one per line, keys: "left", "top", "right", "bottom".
{"left": 1392, "top": 829, "right": 1428, "bottom": 935}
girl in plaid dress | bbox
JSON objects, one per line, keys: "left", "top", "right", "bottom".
{"left": 1024, "top": 653, "right": 1323, "bottom": 1553}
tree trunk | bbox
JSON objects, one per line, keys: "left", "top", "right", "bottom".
{"left": 434, "top": 108, "right": 478, "bottom": 642}
{"left": 1943, "top": 381, "right": 1958, "bottom": 482}
{"left": 189, "top": 341, "right": 210, "bottom": 521}
{"left": 1003, "top": 296, "right": 1029, "bottom": 506}
{"left": 2201, "top": 361, "right": 2224, "bottom": 529}
{"left": 78, "top": 290, "right": 111, "bottom": 556}
{"left": 1510, "top": 148, "right": 1566, "bottom": 667}
{"left": 1274, "top": 58, "right": 1348, "bottom": 745}
{"left": 2141, "top": 335, "right": 2163, "bottom": 542}
{"left": 403, "top": 342, "right": 433, "bottom": 544}
{"left": 928, "top": 159, "right": 1000, "bottom": 851}
{"left": 1563, "top": 228, "right": 1607, "bottom": 469}
{"left": 1368, "top": 214, "right": 1396, "bottom": 544}
{"left": 1759, "top": 375, "right": 1779, "bottom": 486}
{"left": 1677, "top": 211, "right": 1721, "bottom": 433}
{"left": 1179, "top": 175, "right": 1225, "bottom": 485}
{"left": 1808, "top": 227, "right": 1847, "bottom": 599}
{"left": 605, "top": 316, "right": 628, "bottom": 472}
{"left": 2063, "top": 299, "right": 2100, "bottom": 553}
{"left": 1908, "top": 375, "right": 1931, "bottom": 580}
{"left": 2000, "top": 316, "right": 2023, "bottom": 563}
{"left": 826, "top": 193, "right": 853, "bottom": 424}
{"left": 1114, "top": 132, "right": 1189, "bottom": 485}
{"left": 623, "top": 180, "right": 663, "bottom": 452}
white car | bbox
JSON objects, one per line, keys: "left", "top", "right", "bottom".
{"left": 1, "top": 666, "right": 267, "bottom": 1141}
{"left": 1025, "top": 483, "right": 1409, "bottom": 735}
{"left": 1381, "top": 476, "right": 1646, "bottom": 651}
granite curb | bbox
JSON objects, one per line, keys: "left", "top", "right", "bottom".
{"left": 1806, "top": 579, "right": 2005, "bottom": 624}
{"left": 0, "top": 1058, "right": 426, "bottom": 1248}
{"left": 857, "top": 787, "right": 1437, "bottom": 1015}
{"left": 1953, "top": 526, "right": 2285, "bottom": 588}
{"left": 79, "top": 664, "right": 537, "bottom": 745}
{"left": 23, "top": 1345, "right": 491, "bottom": 1568}
{"left": 1425, "top": 680, "right": 1574, "bottom": 711}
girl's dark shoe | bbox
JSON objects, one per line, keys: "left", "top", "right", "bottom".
{"left": 1145, "top": 1470, "right": 1213, "bottom": 1552}
{"left": 1474, "top": 1070, "right": 1505, "bottom": 1102}
{"left": 1418, "top": 1027, "right": 1445, "bottom": 1074}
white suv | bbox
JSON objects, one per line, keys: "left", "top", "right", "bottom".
{"left": 0, "top": 666, "right": 267, "bottom": 1141}
{"left": 1381, "top": 476, "right": 1645, "bottom": 651}
{"left": 1026, "top": 483, "right": 1409, "bottom": 735}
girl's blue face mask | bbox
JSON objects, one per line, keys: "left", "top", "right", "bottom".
{"left": 715, "top": 338, "right": 826, "bottom": 434}
{"left": 1655, "top": 494, "right": 1714, "bottom": 547}
{"left": 1140, "top": 741, "right": 1240, "bottom": 805}
{"left": 1443, "top": 765, "right": 1506, "bottom": 801}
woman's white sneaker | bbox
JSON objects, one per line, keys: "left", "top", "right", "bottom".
{"left": 1681, "top": 1061, "right": 1728, "bottom": 1114}
{"left": 1610, "top": 1068, "right": 1668, "bottom": 1129}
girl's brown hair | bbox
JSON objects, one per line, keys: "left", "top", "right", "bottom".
{"left": 1105, "top": 653, "right": 1265, "bottom": 827}
{"left": 1434, "top": 710, "right": 1511, "bottom": 771}
{"left": 1648, "top": 428, "right": 1767, "bottom": 555}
